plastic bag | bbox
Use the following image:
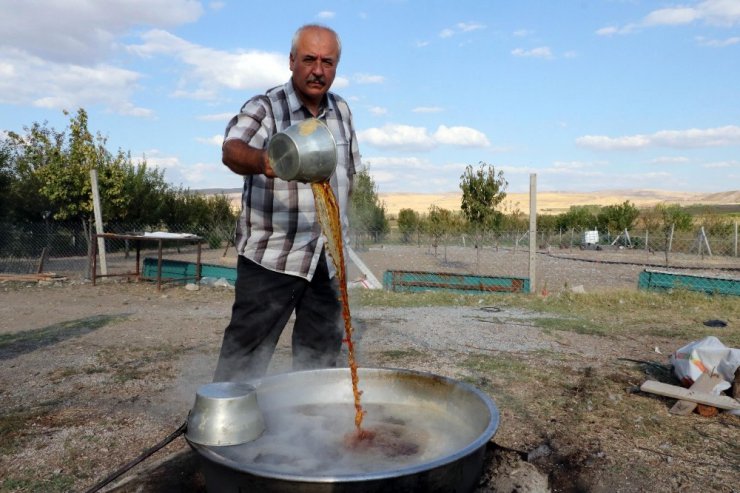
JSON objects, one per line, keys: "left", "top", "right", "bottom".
{"left": 670, "top": 336, "right": 740, "bottom": 391}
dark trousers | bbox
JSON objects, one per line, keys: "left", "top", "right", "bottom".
{"left": 213, "top": 251, "right": 343, "bottom": 382}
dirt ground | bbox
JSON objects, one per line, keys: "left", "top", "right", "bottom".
{"left": 0, "top": 246, "right": 738, "bottom": 492}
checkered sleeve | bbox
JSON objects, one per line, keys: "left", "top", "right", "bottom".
{"left": 223, "top": 96, "right": 274, "bottom": 150}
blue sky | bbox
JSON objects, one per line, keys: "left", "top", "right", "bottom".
{"left": 1, "top": 0, "right": 739, "bottom": 194}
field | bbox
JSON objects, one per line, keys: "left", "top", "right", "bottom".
{"left": 219, "top": 188, "right": 740, "bottom": 216}
{"left": 0, "top": 245, "right": 739, "bottom": 492}
{"left": 377, "top": 189, "right": 740, "bottom": 215}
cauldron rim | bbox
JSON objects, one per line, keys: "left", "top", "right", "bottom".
{"left": 188, "top": 367, "right": 500, "bottom": 484}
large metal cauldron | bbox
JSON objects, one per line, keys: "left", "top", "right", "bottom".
{"left": 188, "top": 368, "right": 499, "bottom": 492}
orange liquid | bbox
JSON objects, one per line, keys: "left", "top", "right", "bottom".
{"left": 311, "top": 181, "right": 366, "bottom": 432}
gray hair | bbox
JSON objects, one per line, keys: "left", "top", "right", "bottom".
{"left": 290, "top": 24, "right": 342, "bottom": 62}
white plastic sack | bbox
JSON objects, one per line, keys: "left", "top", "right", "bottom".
{"left": 670, "top": 336, "right": 740, "bottom": 391}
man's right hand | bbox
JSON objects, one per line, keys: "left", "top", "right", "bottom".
{"left": 222, "top": 139, "right": 276, "bottom": 178}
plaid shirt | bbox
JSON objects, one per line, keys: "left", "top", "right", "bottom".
{"left": 224, "top": 80, "right": 359, "bottom": 280}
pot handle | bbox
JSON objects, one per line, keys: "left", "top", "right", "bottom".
{"left": 83, "top": 420, "right": 187, "bottom": 493}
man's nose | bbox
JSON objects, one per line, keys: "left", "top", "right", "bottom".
{"left": 311, "top": 60, "right": 325, "bottom": 75}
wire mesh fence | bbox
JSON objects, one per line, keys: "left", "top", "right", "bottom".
{"left": 1, "top": 221, "right": 738, "bottom": 295}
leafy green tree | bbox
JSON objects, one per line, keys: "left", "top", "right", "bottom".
{"left": 556, "top": 205, "right": 598, "bottom": 231}
{"left": 349, "top": 165, "right": 389, "bottom": 242}
{"left": 0, "top": 139, "right": 14, "bottom": 222}
{"left": 694, "top": 207, "right": 734, "bottom": 235}
{"left": 597, "top": 200, "right": 640, "bottom": 233}
{"left": 537, "top": 214, "right": 559, "bottom": 233}
{"left": 397, "top": 208, "right": 420, "bottom": 243}
{"left": 421, "top": 205, "right": 461, "bottom": 260}
{"left": 656, "top": 204, "right": 693, "bottom": 232}
{"left": 459, "top": 162, "right": 507, "bottom": 233}
{"left": 3, "top": 123, "right": 61, "bottom": 223}
{"left": 2, "top": 108, "right": 237, "bottom": 245}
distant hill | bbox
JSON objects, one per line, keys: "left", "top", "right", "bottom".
{"left": 198, "top": 187, "right": 739, "bottom": 216}
{"left": 378, "top": 189, "right": 740, "bottom": 215}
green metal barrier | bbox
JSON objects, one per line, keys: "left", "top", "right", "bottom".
{"left": 638, "top": 269, "right": 740, "bottom": 296}
{"left": 142, "top": 258, "right": 236, "bottom": 285}
{"left": 383, "top": 270, "right": 529, "bottom": 294}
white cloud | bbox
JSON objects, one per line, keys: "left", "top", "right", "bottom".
{"left": 412, "top": 106, "right": 444, "bottom": 113}
{"left": 0, "top": 0, "right": 203, "bottom": 64}
{"left": 362, "top": 156, "right": 429, "bottom": 169}
{"left": 142, "top": 150, "right": 182, "bottom": 171}
{"left": 332, "top": 76, "right": 350, "bottom": 89}
{"left": 197, "top": 135, "right": 224, "bottom": 147}
{"left": 353, "top": 73, "right": 385, "bottom": 84}
{"left": 317, "top": 11, "right": 335, "bottom": 19}
{"left": 433, "top": 125, "right": 490, "bottom": 147}
{"left": 597, "top": 0, "right": 740, "bottom": 36}
{"left": 552, "top": 161, "right": 595, "bottom": 169}
{"left": 0, "top": 47, "right": 151, "bottom": 115}
{"left": 511, "top": 47, "right": 553, "bottom": 59}
{"left": 576, "top": 125, "right": 740, "bottom": 150}
{"left": 513, "top": 29, "right": 533, "bottom": 37}
{"left": 649, "top": 156, "right": 690, "bottom": 165}
{"left": 359, "top": 124, "right": 437, "bottom": 151}
{"left": 128, "top": 30, "right": 289, "bottom": 96}
{"left": 198, "top": 112, "right": 234, "bottom": 122}
{"left": 696, "top": 35, "right": 740, "bottom": 47}
{"left": 702, "top": 159, "right": 740, "bottom": 168}
{"left": 415, "top": 40, "right": 431, "bottom": 48}
{"left": 209, "top": 2, "right": 225, "bottom": 10}
{"left": 457, "top": 22, "right": 486, "bottom": 32}
{"left": 439, "top": 22, "right": 486, "bottom": 40}
{"left": 643, "top": 7, "right": 700, "bottom": 26}
{"left": 358, "top": 124, "right": 490, "bottom": 151}
{"left": 369, "top": 106, "right": 388, "bottom": 116}
{"left": 0, "top": 1, "right": 203, "bottom": 114}
{"left": 698, "top": 0, "right": 740, "bottom": 26}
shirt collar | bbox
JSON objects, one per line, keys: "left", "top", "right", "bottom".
{"left": 286, "top": 79, "right": 332, "bottom": 118}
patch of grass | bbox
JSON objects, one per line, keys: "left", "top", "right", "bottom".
{"left": 1, "top": 473, "right": 75, "bottom": 493}
{"left": 94, "top": 343, "right": 189, "bottom": 383}
{"left": 376, "top": 349, "right": 423, "bottom": 360}
{"left": 0, "top": 400, "right": 63, "bottom": 455}
{"left": 533, "top": 316, "right": 608, "bottom": 336}
{"left": 353, "top": 289, "right": 517, "bottom": 308}
{"left": 492, "top": 289, "right": 738, "bottom": 342}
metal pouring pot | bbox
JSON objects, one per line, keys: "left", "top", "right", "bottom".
{"left": 268, "top": 118, "right": 337, "bottom": 183}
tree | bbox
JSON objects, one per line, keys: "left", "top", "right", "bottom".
{"left": 397, "top": 208, "right": 420, "bottom": 244}
{"left": 597, "top": 200, "right": 640, "bottom": 233}
{"left": 556, "top": 205, "right": 598, "bottom": 231}
{"left": 349, "top": 165, "right": 389, "bottom": 243}
{"left": 1, "top": 108, "right": 237, "bottom": 237}
{"left": 459, "top": 162, "right": 507, "bottom": 233}
{"left": 421, "top": 205, "right": 459, "bottom": 260}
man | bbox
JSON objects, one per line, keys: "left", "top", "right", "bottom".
{"left": 213, "top": 24, "right": 360, "bottom": 382}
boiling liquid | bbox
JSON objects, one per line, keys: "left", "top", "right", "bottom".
{"left": 217, "top": 402, "right": 480, "bottom": 476}
{"left": 311, "top": 181, "right": 365, "bottom": 432}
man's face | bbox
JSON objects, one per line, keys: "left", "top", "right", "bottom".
{"left": 290, "top": 27, "right": 339, "bottom": 107}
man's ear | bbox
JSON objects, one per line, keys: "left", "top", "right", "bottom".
{"left": 289, "top": 53, "right": 295, "bottom": 71}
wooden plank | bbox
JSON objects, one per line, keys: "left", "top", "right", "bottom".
{"left": 641, "top": 380, "right": 740, "bottom": 410}
{"left": 669, "top": 373, "right": 724, "bottom": 415}
{"left": 0, "top": 274, "right": 65, "bottom": 282}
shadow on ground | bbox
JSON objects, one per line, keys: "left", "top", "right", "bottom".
{"left": 0, "top": 313, "right": 130, "bottom": 360}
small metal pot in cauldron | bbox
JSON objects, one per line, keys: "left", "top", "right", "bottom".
{"left": 186, "top": 382, "right": 265, "bottom": 447}
{"left": 188, "top": 368, "right": 500, "bottom": 493}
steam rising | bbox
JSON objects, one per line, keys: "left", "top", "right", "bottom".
{"left": 213, "top": 402, "right": 479, "bottom": 476}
